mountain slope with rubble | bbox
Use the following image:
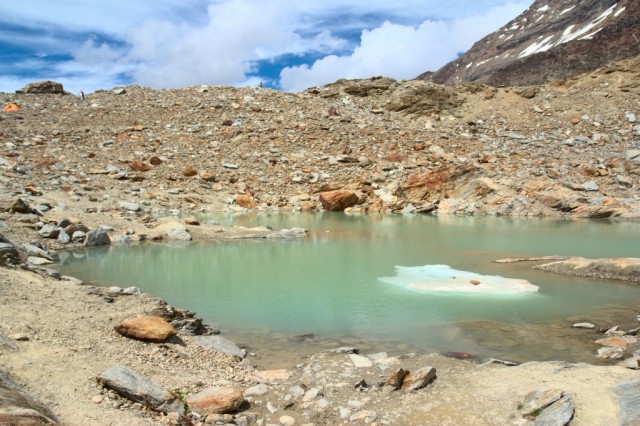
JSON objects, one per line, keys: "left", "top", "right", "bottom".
{"left": 1, "top": 57, "right": 639, "bottom": 221}
{"left": 420, "top": 0, "right": 640, "bottom": 87}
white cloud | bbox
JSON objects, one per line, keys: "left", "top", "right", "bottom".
{"left": 0, "top": 1, "right": 531, "bottom": 93}
{"left": 280, "top": 1, "right": 530, "bottom": 91}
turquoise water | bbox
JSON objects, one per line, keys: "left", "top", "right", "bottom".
{"left": 58, "top": 214, "right": 640, "bottom": 365}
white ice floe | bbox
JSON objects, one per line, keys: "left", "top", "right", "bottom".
{"left": 379, "top": 265, "right": 539, "bottom": 294}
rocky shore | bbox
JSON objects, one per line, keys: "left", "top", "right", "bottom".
{"left": 1, "top": 56, "right": 640, "bottom": 425}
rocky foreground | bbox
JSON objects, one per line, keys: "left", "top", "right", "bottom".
{"left": 0, "top": 57, "right": 639, "bottom": 425}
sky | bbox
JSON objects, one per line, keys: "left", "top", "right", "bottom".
{"left": 0, "top": 1, "right": 531, "bottom": 94}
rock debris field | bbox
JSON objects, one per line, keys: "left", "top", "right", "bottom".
{"left": 0, "top": 56, "right": 640, "bottom": 425}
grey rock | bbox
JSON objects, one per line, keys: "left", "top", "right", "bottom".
{"left": 402, "top": 366, "right": 437, "bottom": 392}
{"left": 0, "top": 243, "right": 19, "bottom": 265}
{"left": 265, "top": 227, "right": 307, "bottom": 239}
{"left": 57, "top": 229, "right": 71, "bottom": 244}
{"left": 0, "top": 368, "right": 60, "bottom": 424}
{"left": 616, "top": 175, "right": 634, "bottom": 188}
{"left": 614, "top": 378, "right": 640, "bottom": 425}
{"left": 97, "top": 366, "right": 184, "bottom": 414}
{"left": 20, "top": 243, "right": 52, "bottom": 260}
{"left": 521, "top": 388, "right": 564, "bottom": 417}
{"left": 626, "top": 113, "right": 637, "bottom": 123}
{"left": 72, "top": 231, "right": 86, "bottom": 241}
{"left": 27, "top": 256, "right": 53, "bottom": 265}
{"left": 38, "top": 224, "right": 60, "bottom": 238}
{"left": 192, "top": 335, "right": 245, "bottom": 359}
{"left": 222, "top": 163, "right": 239, "bottom": 169}
{"left": 165, "top": 227, "right": 191, "bottom": 241}
{"left": 534, "top": 394, "right": 575, "bottom": 426}
{"left": 582, "top": 181, "right": 599, "bottom": 192}
{"left": 118, "top": 201, "right": 141, "bottom": 212}
{"left": 244, "top": 383, "right": 269, "bottom": 396}
{"left": 625, "top": 150, "right": 640, "bottom": 161}
{"left": 112, "top": 87, "right": 127, "bottom": 95}
{"left": 84, "top": 229, "right": 111, "bottom": 247}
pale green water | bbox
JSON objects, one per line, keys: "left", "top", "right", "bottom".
{"left": 58, "top": 214, "right": 640, "bottom": 366}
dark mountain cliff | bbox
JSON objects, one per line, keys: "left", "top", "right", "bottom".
{"left": 419, "top": 0, "right": 640, "bottom": 86}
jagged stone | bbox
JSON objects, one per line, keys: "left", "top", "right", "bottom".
{"left": 401, "top": 366, "right": 437, "bottom": 392}
{"left": 84, "top": 229, "right": 111, "bottom": 247}
{"left": 319, "top": 190, "right": 358, "bottom": 211}
{"left": 192, "top": 335, "right": 245, "bottom": 359}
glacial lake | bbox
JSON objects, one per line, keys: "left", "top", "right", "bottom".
{"left": 57, "top": 214, "right": 640, "bottom": 368}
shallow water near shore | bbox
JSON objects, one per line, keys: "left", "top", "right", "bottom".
{"left": 58, "top": 214, "right": 640, "bottom": 368}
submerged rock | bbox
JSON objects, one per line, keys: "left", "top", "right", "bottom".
{"left": 192, "top": 335, "right": 245, "bottom": 359}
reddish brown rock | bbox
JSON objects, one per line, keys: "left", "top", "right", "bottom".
{"left": 319, "top": 190, "right": 358, "bottom": 211}
{"left": 129, "top": 161, "right": 151, "bottom": 172}
{"left": 182, "top": 166, "right": 198, "bottom": 177}
{"left": 149, "top": 156, "right": 162, "bottom": 166}
{"left": 184, "top": 218, "right": 200, "bottom": 226}
{"left": 187, "top": 386, "right": 244, "bottom": 415}
{"left": 402, "top": 367, "right": 437, "bottom": 392}
{"left": 114, "top": 316, "right": 177, "bottom": 342}
{"left": 200, "top": 172, "right": 217, "bottom": 182}
{"left": 235, "top": 194, "right": 258, "bottom": 209}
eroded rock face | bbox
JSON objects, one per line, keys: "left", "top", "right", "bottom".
{"left": 421, "top": 0, "right": 640, "bottom": 87}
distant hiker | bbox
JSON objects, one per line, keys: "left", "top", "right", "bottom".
{"left": 259, "top": 81, "right": 263, "bottom": 88}
{"left": 80, "top": 90, "right": 85, "bottom": 100}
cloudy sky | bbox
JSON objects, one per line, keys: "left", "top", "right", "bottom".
{"left": 0, "top": 1, "right": 531, "bottom": 94}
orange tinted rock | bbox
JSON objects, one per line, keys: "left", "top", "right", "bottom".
{"left": 319, "top": 190, "right": 358, "bottom": 211}
{"left": 402, "top": 367, "right": 437, "bottom": 392}
{"left": 187, "top": 386, "right": 244, "bottom": 415}
{"left": 129, "top": 161, "right": 151, "bottom": 172}
{"left": 115, "top": 316, "right": 176, "bottom": 342}
{"left": 235, "top": 194, "right": 257, "bottom": 209}
{"left": 149, "top": 156, "right": 162, "bottom": 166}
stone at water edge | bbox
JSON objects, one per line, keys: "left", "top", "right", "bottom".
{"left": 114, "top": 316, "right": 177, "bottom": 342}
{"left": 319, "top": 190, "right": 359, "bottom": 211}
{"left": 349, "top": 354, "right": 373, "bottom": 368}
{"left": 84, "top": 229, "right": 111, "bottom": 247}
{"left": 235, "top": 194, "right": 258, "bottom": 209}
{"left": 572, "top": 322, "right": 595, "bottom": 329}
{"left": 401, "top": 366, "right": 437, "bottom": 392}
{"left": 187, "top": 386, "right": 244, "bottom": 415}
{"left": 97, "top": 365, "right": 185, "bottom": 415}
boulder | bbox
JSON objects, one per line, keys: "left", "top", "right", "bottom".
{"left": 520, "top": 389, "right": 564, "bottom": 417}
{"left": 319, "top": 190, "right": 358, "bottom": 211}
{"left": 0, "top": 196, "right": 35, "bottom": 214}
{"left": 0, "top": 369, "right": 59, "bottom": 424}
{"left": 154, "top": 222, "right": 191, "bottom": 241}
{"left": 84, "top": 229, "right": 111, "bottom": 247}
{"left": 16, "top": 80, "right": 65, "bottom": 95}
{"left": 0, "top": 243, "right": 19, "bottom": 266}
{"left": 401, "top": 366, "right": 437, "bottom": 392}
{"left": 118, "top": 201, "right": 141, "bottom": 212}
{"left": 114, "top": 316, "right": 177, "bottom": 342}
{"left": 192, "top": 335, "right": 245, "bottom": 359}
{"left": 97, "top": 366, "right": 184, "bottom": 414}
{"left": 38, "top": 224, "right": 60, "bottom": 239}
{"left": 187, "top": 386, "right": 244, "bottom": 415}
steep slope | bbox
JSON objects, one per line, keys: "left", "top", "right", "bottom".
{"left": 419, "top": 0, "right": 640, "bottom": 86}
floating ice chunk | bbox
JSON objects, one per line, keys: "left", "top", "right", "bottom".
{"left": 379, "top": 265, "right": 539, "bottom": 294}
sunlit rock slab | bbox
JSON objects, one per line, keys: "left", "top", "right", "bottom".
{"left": 379, "top": 265, "right": 539, "bottom": 294}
